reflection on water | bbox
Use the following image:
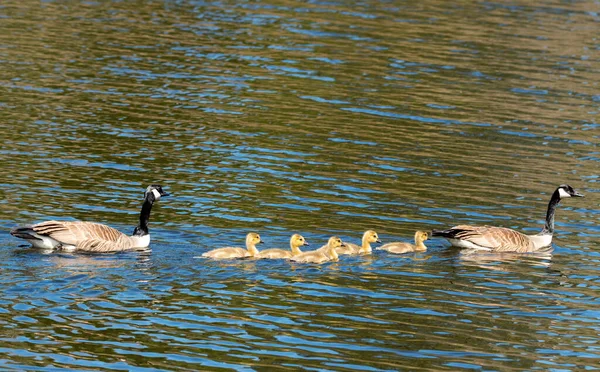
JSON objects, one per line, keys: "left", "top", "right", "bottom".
{"left": 1, "top": 0, "right": 599, "bottom": 370}
{"left": 458, "top": 246, "right": 554, "bottom": 270}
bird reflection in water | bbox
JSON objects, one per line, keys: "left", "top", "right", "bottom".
{"left": 458, "top": 245, "right": 553, "bottom": 270}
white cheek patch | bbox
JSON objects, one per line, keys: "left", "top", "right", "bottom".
{"left": 558, "top": 188, "right": 571, "bottom": 198}
{"left": 152, "top": 189, "right": 161, "bottom": 200}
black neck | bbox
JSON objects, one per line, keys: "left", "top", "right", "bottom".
{"left": 541, "top": 189, "right": 561, "bottom": 235}
{"left": 133, "top": 194, "right": 155, "bottom": 236}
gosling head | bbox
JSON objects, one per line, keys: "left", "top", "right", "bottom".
{"left": 327, "top": 236, "right": 345, "bottom": 249}
{"left": 290, "top": 234, "right": 309, "bottom": 248}
{"left": 246, "top": 232, "right": 263, "bottom": 247}
{"left": 363, "top": 230, "right": 381, "bottom": 244}
{"left": 145, "top": 184, "right": 169, "bottom": 201}
{"left": 415, "top": 230, "right": 429, "bottom": 243}
{"left": 557, "top": 184, "right": 584, "bottom": 199}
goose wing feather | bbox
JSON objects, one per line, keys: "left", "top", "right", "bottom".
{"left": 32, "top": 221, "right": 126, "bottom": 246}
{"left": 76, "top": 236, "right": 137, "bottom": 253}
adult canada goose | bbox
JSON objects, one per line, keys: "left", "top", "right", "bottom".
{"left": 256, "top": 234, "right": 308, "bottom": 259}
{"left": 290, "top": 236, "right": 344, "bottom": 264}
{"left": 337, "top": 230, "right": 381, "bottom": 255}
{"left": 10, "top": 185, "right": 168, "bottom": 252}
{"left": 376, "top": 231, "right": 428, "bottom": 254}
{"left": 432, "top": 184, "right": 584, "bottom": 253}
{"left": 202, "top": 232, "right": 263, "bottom": 259}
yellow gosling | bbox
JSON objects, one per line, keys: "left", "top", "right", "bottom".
{"left": 340, "top": 230, "right": 381, "bottom": 255}
{"left": 376, "top": 231, "right": 428, "bottom": 254}
{"left": 202, "top": 232, "right": 263, "bottom": 259}
{"left": 290, "top": 236, "right": 344, "bottom": 264}
{"left": 256, "top": 234, "right": 308, "bottom": 259}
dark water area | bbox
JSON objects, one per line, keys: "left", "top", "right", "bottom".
{"left": 0, "top": 0, "right": 599, "bottom": 370}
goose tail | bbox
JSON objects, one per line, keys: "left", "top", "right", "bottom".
{"left": 431, "top": 228, "right": 459, "bottom": 239}
{"left": 10, "top": 225, "right": 41, "bottom": 241}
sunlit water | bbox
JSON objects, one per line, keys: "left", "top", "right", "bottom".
{"left": 1, "top": 0, "right": 599, "bottom": 370}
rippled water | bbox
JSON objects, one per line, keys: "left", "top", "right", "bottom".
{"left": 1, "top": 0, "right": 599, "bottom": 370}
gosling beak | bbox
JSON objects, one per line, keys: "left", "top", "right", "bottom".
{"left": 376, "top": 239, "right": 382, "bottom": 243}
{"left": 259, "top": 240, "right": 264, "bottom": 244}
{"left": 340, "top": 242, "right": 346, "bottom": 247}
{"left": 304, "top": 241, "right": 310, "bottom": 246}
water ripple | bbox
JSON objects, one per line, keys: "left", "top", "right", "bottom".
{"left": 0, "top": 0, "right": 598, "bottom": 370}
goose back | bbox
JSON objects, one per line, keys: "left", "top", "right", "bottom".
{"left": 438, "top": 225, "right": 536, "bottom": 252}
{"left": 31, "top": 221, "right": 126, "bottom": 246}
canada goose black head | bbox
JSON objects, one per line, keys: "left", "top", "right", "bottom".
{"left": 145, "top": 184, "right": 169, "bottom": 202}
{"left": 557, "top": 184, "right": 584, "bottom": 199}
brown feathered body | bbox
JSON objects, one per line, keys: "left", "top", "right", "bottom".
{"left": 435, "top": 225, "right": 543, "bottom": 253}
{"left": 10, "top": 220, "right": 149, "bottom": 252}
{"left": 10, "top": 184, "right": 167, "bottom": 253}
{"left": 431, "top": 185, "right": 584, "bottom": 253}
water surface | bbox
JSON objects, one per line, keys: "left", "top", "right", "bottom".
{"left": 0, "top": 0, "right": 599, "bottom": 370}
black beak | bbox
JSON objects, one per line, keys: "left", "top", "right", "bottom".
{"left": 376, "top": 239, "right": 382, "bottom": 243}
{"left": 161, "top": 192, "right": 170, "bottom": 197}
{"left": 259, "top": 240, "right": 264, "bottom": 244}
{"left": 304, "top": 242, "right": 310, "bottom": 246}
{"left": 340, "top": 243, "right": 346, "bottom": 247}
{"left": 573, "top": 191, "right": 584, "bottom": 198}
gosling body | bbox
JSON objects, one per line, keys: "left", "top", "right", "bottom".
{"left": 340, "top": 230, "right": 381, "bottom": 255}
{"left": 256, "top": 234, "right": 308, "bottom": 259}
{"left": 202, "top": 233, "right": 263, "bottom": 259}
{"left": 377, "top": 231, "right": 428, "bottom": 254}
{"left": 290, "top": 236, "right": 344, "bottom": 264}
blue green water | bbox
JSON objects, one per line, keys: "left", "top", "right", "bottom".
{"left": 0, "top": 0, "right": 599, "bottom": 370}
